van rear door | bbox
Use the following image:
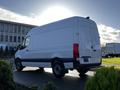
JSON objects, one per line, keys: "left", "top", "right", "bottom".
{"left": 78, "top": 21, "right": 101, "bottom": 65}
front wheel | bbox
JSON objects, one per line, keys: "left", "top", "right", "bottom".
{"left": 15, "top": 59, "right": 24, "bottom": 71}
{"left": 52, "top": 61, "right": 65, "bottom": 78}
{"left": 38, "top": 67, "right": 44, "bottom": 72}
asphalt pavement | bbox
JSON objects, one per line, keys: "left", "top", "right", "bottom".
{"left": 13, "top": 67, "right": 95, "bottom": 90}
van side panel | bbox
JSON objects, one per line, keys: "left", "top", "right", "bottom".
{"left": 31, "top": 27, "right": 74, "bottom": 58}
{"left": 21, "top": 26, "right": 75, "bottom": 68}
{"left": 20, "top": 18, "right": 79, "bottom": 68}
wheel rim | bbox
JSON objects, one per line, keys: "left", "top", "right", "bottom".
{"left": 54, "top": 64, "right": 61, "bottom": 75}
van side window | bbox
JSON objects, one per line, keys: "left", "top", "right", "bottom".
{"left": 22, "top": 36, "right": 30, "bottom": 48}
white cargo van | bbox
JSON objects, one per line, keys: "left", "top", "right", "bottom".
{"left": 15, "top": 16, "right": 101, "bottom": 78}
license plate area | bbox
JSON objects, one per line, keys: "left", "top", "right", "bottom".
{"left": 81, "top": 56, "right": 91, "bottom": 62}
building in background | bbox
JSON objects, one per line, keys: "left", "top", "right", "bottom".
{"left": 0, "top": 20, "right": 37, "bottom": 48}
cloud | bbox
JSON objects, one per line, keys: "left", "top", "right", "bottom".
{"left": 98, "top": 24, "right": 120, "bottom": 46}
{"left": 0, "top": 6, "right": 74, "bottom": 26}
{"left": 0, "top": 8, "right": 35, "bottom": 25}
{"left": 32, "top": 5, "right": 74, "bottom": 25}
{"left": 0, "top": 7, "right": 120, "bottom": 46}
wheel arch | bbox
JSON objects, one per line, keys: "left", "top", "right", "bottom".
{"left": 15, "top": 57, "right": 21, "bottom": 60}
{"left": 51, "top": 57, "right": 63, "bottom": 65}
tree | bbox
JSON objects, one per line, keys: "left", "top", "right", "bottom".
{"left": 5, "top": 46, "right": 9, "bottom": 57}
{"left": 9, "top": 47, "right": 15, "bottom": 56}
{"left": 0, "top": 46, "right": 3, "bottom": 58}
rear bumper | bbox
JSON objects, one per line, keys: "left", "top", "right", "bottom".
{"left": 73, "top": 60, "right": 101, "bottom": 69}
{"left": 79, "top": 63, "right": 101, "bottom": 68}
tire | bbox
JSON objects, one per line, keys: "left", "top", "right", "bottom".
{"left": 38, "top": 67, "right": 44, "bottom": 72}
{"left": 15, "top": 59, "right": 24, "bottom": 71}
{"left": 77, "top": 68, "right": 88, "bottom": 76}
{"left": 52, "top": 61, "right": 65, "bottom": 78}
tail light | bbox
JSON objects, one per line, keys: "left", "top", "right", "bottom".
{"left": 73, "top": 43, "right": 79, "bottom": 59}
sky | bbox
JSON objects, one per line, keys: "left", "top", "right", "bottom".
{"left": 0, "top": 0, "right": 119, "bottom": 45}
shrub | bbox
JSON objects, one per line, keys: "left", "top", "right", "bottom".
{"left": 85, "top": 67, "right": 120, "bottom": 90}
{"left": 0, "top": 46, "right": 3, "bottom": 57}
{"left": 0, "top": 60, "right": 15, "bottom": 90}
{"left": 3, "top": 46, "right": 9, "bottom": 57}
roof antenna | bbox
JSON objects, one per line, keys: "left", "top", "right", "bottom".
{"left": 86, "top": 16, "right": 90, "bottom": 19}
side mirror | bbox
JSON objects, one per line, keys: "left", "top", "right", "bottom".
{"left": 17, "top": 44, "right": 25, "bottom": 50}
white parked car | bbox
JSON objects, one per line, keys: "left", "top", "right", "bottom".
{"left": 15, "top": 16, "right": 101, "bottom": 78}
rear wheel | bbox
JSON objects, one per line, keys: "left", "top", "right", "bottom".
{"left": 52, "top": 61, "right": 65, "bottom": 78}
{"left": 77, "top": 68, "right": 89, "bottom": 76}
{"left": 15, "top": 59, "right": 24, "bottom": 71}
